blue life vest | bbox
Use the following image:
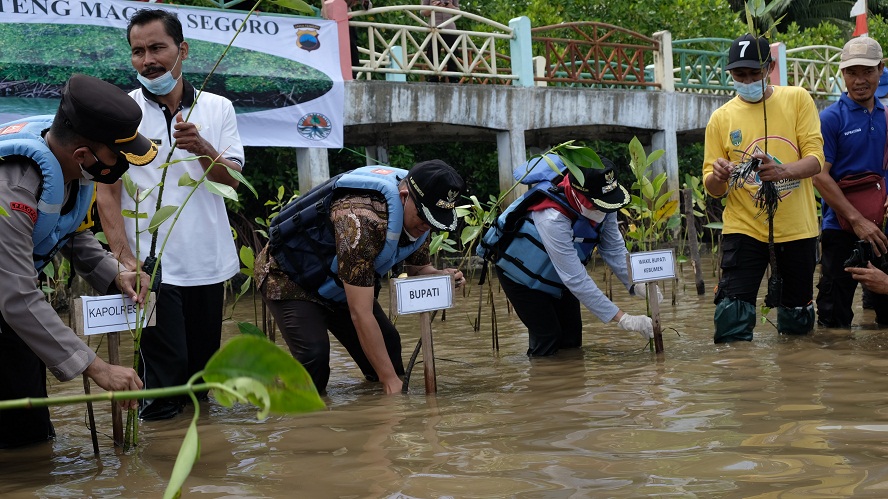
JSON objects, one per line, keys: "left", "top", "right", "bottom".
{"left": 269, "top": 166, "right": 428, "bottom": 303}
{"left": 477, "top": 154, "right": 602, "bottom": 297}
{"left": 0, "top": 116, "right": 96, "bottom": 272}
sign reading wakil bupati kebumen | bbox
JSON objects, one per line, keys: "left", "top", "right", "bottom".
{"left": 0, "top": 0, "right": 343, "bottom": 148}
{"left": 627, "top": 249, "right": 676, "bottom": 283}
{"left": 393, "top": 275, "right": 454, "bottom": 315}
{"left": 80, "top": 294, "right": 153, "bottom": 336}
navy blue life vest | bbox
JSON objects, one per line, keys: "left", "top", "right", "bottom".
{"left": 268, "top": 166, "right": 428, "bottom": 303}
{"left": 478, "top": 180, "right": 603, "bottom": 297}
{"left": 0, "top": 116, "right": 96, "bottom": 272}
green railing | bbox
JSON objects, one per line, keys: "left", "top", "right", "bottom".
{"left": 671, "top": 38, "right": 734, "bottom": 94}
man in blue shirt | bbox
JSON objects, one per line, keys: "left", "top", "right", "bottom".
{"left": 814, "top": 36, "right": 888, "bottom": 327}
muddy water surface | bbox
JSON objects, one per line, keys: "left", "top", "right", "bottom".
{"left": 3, "top": 262, "right": 888, "bottom": 498}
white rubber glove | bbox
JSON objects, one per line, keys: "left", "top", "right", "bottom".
{"left": 617, "top": 313, "right": 654, "bottom": 340}
{"left": 633, "top": 283, "right": 664, "bottom": 304}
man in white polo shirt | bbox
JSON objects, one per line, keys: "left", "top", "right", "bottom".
{"left": 97, "top": 8, "right": 244, "bottom": 420}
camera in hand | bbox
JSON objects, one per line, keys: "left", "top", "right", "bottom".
{"left": 843, "top": 240, "right": 875, "bottom": 268}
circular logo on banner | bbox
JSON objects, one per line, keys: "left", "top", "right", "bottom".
{"left": 297, "top": 113, "right": 333, "bottom": 141}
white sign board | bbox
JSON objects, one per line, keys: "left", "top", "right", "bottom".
{"left": 393, "top": 275, "right": 454, "bottom": 315}
{"left": 627, "top": 249, "right": 676, "bottom": 283}
{"left": 80, "top": 294, "right": 155, "bottom": 336}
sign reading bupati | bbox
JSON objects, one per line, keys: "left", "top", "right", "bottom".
{"left": 0, "top": 0, "right": 343, "bottom": 148}
{"left": 79, "top": 293, "right": 156, "bottom": 336}
{"left": 392, "top": 275, "right": 454, "bottom": 315}
{"left": 627, "top": 249, "right": 676, "bottom": 283}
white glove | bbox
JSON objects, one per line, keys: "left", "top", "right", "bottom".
{"left": 633, "top": 283, "right": 664, "bottom": 304}
{"left": 618, "top": 313, "right": 654, "bottom": 340}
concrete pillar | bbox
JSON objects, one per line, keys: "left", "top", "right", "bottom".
{"left": 509, "top": 17, "right": 534, "bottom": 87}
{"left": 652, "top": 93, "right": 679, "bottom": 199}
{"left": 532, "top": 56, "right": 547, "bottom": 87}
{"left": 296, "top": 148, "right": 331, "bottom": 193}
{"left": 321, "top": 0, "right": 353, "bottom": 81}
{"left": 653, "top": 30, "right": 674, "bottom": 92}
{"left": 496, "top": 129, "right": 527, "bottom": 205}
{"left": 365, "top": 144, "right": 390, "bottom": 166}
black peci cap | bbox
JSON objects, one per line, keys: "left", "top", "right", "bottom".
{"left": 59, "top": 74, "right": 157, "bottom": 166}
{"left": 567, "top": 157, "right": 630, "bottom": 213}
{"left": 406, "top": 160, "right": 466, "bottom": 231}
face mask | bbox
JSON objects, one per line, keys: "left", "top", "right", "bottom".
{"left": 402, "top": 226, "right": 419, "bottom": 242}
{"left": 136, "top": 47, "right": 182, "bottom": 96}
{"left": 733, "top": 79, "right": 766, "bottom": 102}
{"left": 570, "top": 189, "right": 607, "bottom": 222}
{"left": 80, "top": 151, "right": 130, "bottom": 184}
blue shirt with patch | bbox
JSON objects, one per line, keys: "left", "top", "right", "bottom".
{"left": 820, "top": 93, "right": 887, "bottom": 230}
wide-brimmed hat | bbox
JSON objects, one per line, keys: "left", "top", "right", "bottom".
{"left": 726, "top": 34, "right": 771, "bottom": 70}
{"left": 59, "top": 74, "right": 157, "bottom": 166}
{"left": 568, "top": 157, "right": 630, "bottom": 213}
{"left": 406, "top": 160, "right": 466, "bottom": 231}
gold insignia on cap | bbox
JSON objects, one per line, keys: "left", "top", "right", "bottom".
{"left": 123, "top": 143, "right": 158, "bottom": 166}
{"left": 409, "top": 177, "right": 425, "bottom": 197}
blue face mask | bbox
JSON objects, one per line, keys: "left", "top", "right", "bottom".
{"left": 733, "top": 79, "right": 766, "bottom": 102}
{"left": 136, "top": 48, "right": 182, "bottom": 96}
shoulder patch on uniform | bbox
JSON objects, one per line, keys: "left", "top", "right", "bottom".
{"left": 10, "top": 202, "right": 37, "bottom": 224}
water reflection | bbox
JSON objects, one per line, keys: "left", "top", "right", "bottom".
{"left": 5, "top": 262, "right": 888, "bottom": 497}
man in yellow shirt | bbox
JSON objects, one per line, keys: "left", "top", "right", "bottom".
{"left": 702, "top": 34, "right": 825, "bottom": 343}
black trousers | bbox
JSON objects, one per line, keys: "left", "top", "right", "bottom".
{"left": 0, "top": 314, "right": 54, "bottom": 448}
{"left": 816, "top": 229, "right": 888, "bottom": 326}
{"left": 716, "top": 234, "right": 817, "bottom": 307}
{"left": 263, "top": 295, "right": 404, "bottom": 394}
{"left": 496, "top": 267, "right": 583, "bottom": 357}
{"left": 139, "top": 282, "right": 224, "bottom": 417}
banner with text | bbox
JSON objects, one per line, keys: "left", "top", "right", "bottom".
{"left": 0, "top": 0, "right": 343, "bottom": 147}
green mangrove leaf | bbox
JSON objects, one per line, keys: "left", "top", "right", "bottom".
{"left": 654, "top": 191, "right": 672, "bottom": 211}
{"left": 163, "top": 418, "right": 200, "bottom": 499}
{"left": 203, "top": 335, "right": 325, "bottom": 414}
{"left": 137, "top": 184, "right": 157, "bottom": 203}
{"left": 178, "top": 172, "right": 199, "bottom": 187}
{"left": 205, "top": 181, "right": 238, "bottom": 201}
{"left": 239, "top": 246, "right": 255, "bottom": 271}
{"left": 237, "top": 321, "right": 266, "bottom": 338}
{"left": 225, "top": 167, "right": 258, "bottom": 198}
{"left": 456, "top": 207, "right": 473, "bottom": 218}
{"left": 220, "top": 377, "right": 272, "bottom": 419}
{"left": 268, "top": 0, "right": 316, "bottom": 15}
{"left": 148, "top": 205, "right": 178, "bottom": 233}
{"left": 461, "top": 225, "right": 482, "bottom": 246}
{"left": 647, "top": 149, "right": 665, "bottom": 164}
{"left": 239, "top": 275, "right": 253, "bottom": 295}
{"left": 123, "top": 173, "right": 138, "bottom": 199}
{"left": 0, "top": 205, "right": 7, "bottom": 216}
{"left": 641, "top": 177, "right": 655, "bottom": 200}
{"left": 665, "top": 213, "right": 682, "bottom": 230}
{"left": 652, "top": 173, "right": 668, "bottom": 195}
{"left": 94, "top": 231, "right": 108, "bottom": 245}
{"left": 121, "top": 209, "right": 148, "bottom": 219}
{"left": 703, "top": 222, "right": 724, "bottom": 230}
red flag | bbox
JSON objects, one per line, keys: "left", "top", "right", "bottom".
{"left": 852, "top": 0, "right": 868, "bottom": 37}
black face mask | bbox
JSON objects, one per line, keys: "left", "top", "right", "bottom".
{"left": 80, "top": 149, "right": 130, "bottom": 184}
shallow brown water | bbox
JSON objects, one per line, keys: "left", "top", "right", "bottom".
{"left": 4, "top": 260, "right": 888, "bottom": 498}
